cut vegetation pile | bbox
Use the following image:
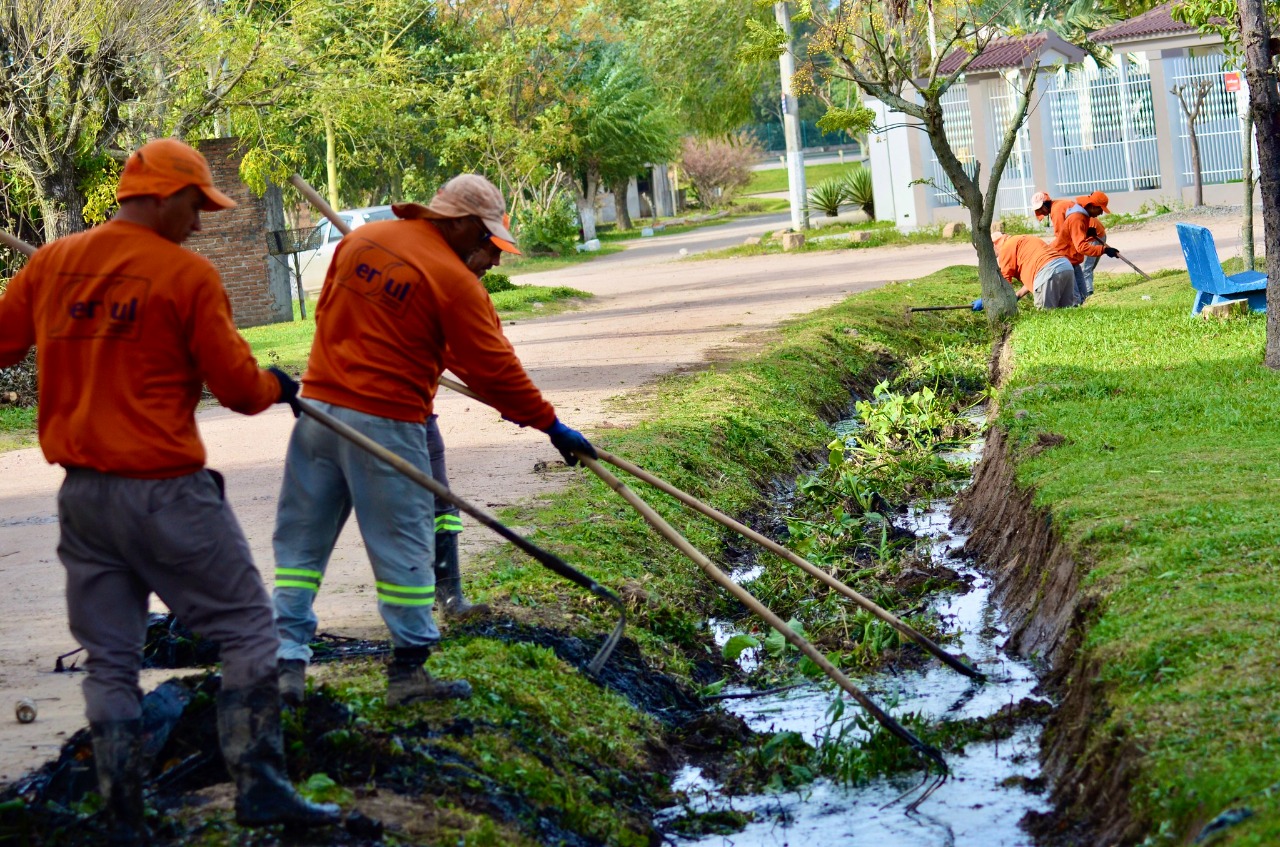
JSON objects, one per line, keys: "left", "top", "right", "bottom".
{"left": 972, "top": 265, "right": 1280, "bottom": 845}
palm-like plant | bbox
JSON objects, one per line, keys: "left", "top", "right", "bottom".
{"left": 843, "top": 167, "right": 875, "bottom": 219}
{"left": 808, "top": 178, "right": 848, "bottom": 217}
{"left": 987, "top": 0, "right": 1121, "bottom": 59}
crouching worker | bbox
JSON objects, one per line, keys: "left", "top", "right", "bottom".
{"left": 0, "top": 138, "right": 339, "bottom": 842}
{"left": 274, "top": 174, "right": 595, "bottom": 707}
{"left": 994, "top": 232, "right": 1076, "bottom": 308}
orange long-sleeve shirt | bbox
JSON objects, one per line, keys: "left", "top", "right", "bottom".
{"left": 302, "top": 219, "right": 556, "bottom": 429}
{"left": 997, "top": 235, "right": 1065, "bottom": 288}
{"left": 1049, "top": 201, "right": 1107, "bottom": 265}
{"left": 0, "top": 220, "right": 281, "bottom": 478}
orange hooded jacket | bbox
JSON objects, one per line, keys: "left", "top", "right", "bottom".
{"left": 0, "top": 220, "right": 282, "bottom": 478}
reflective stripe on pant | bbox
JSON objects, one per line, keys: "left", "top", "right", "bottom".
{"left": 58, "top": 468, "right": 277, "bottom": 723}
{"left": 426, "top": 415, "right": 461, "bottom": 536}
{"left": 273, "top": 401, "right": 438, "bottom": 662}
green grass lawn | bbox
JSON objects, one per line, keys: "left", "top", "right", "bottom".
{"left": 999, "top": 266, "right": 1280, "bottom": 845}
{"left": 0, "top": 405, "right": 36, "bottom": 452}
{"left": 241, "top": 284, "right": 593, "bottom": 373}
{"left": 744, "top": 161, "right": 867, "bottom": 196}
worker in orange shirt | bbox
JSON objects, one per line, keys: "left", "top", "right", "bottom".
{"left": 1031, "top": 190, "right": 1118, "bottom": 304}
{"left": 273, "top": 174, "right": 595, "bottom": 707}
{"left": 0, "top": 138, "right": 338, "bottom": 842}
{"left": 993, "top": 232, "right": 1075, "bottom": 308}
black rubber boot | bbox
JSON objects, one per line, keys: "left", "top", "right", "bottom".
{"left": 216, "top": 677, "right": 341, "bottom": 828}
{"left": 434, "top": 532, "right": 490, "bottom": 619}
{"left": 90, "top": 719, "right": 149, "bottom": 846}
{"left": 278, "top": 659, "right": 307, "bottom": 707}
{"left": 386, "top": 646, "right": 473, "bottom": 706}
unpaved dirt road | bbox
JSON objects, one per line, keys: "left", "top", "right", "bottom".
{"left": 0, "top": 210, "right": 1250, "bottom": 783}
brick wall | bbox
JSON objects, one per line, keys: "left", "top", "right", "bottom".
{"left": 187, "top": 138, "right": 292, "bottom": 328}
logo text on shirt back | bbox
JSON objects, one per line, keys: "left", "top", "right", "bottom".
{"left": 49, "top": 273, "right": 151, "bottom": 342}
{"left": 336, "top": 241, "right": 416, "bottom": 317}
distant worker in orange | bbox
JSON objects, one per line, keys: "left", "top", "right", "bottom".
{"left": 993, "top": 232, "right": 1076, "bottom": 309}
{"left": 272, "top": 174, "right": 596, "bottom": 708}
{"left": 1031, "top": 190, "right": 1118, "bottom": 305}
{"left": 0, "top": 138, "right": 338, "bottom": 843}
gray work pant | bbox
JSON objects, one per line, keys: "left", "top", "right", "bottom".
{"left": 426, "top": 416, "right": 461, "bottom": 537}
{"left": 273, "top": 402, "right": 438, "bottom": 663}
{"left": 57, "top": 468, "right": 277, "bottom": 723}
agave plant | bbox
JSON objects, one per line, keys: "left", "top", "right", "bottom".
{"left": 843, "top": 167, "right": 875, "bottom": 220}
{"left": 808, "top": 178, "right": 848, "bottom": 217}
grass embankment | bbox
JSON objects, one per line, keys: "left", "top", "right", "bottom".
{"left": 999, "top": 267, "right": 1280, "bottom": 844}
{"left": 260, "top": 267, "right": 986, "bottom": 844}
{"left": 744, "top": 161, "right": 865, "bottom": 196}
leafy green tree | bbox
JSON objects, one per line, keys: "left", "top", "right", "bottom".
{"left": 984, "top": 0, "right": 1120, "bottom": 59}
{"left": 0, "top": 0, "right": 300, "bottom": 242}
{"left": 558, "top": 45, "right": 679, "bottom": 236}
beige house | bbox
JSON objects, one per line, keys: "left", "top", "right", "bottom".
{"left": 869, "top": 3, "right": 1246, "bottom": 228}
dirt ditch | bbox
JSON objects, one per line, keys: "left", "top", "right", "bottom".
{"left": 954, "top": 426, "right": 1142, "bottom": 845}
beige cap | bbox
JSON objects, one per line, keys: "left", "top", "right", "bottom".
{"left": 393, "top": 174, "right": 520, "bottom": 254}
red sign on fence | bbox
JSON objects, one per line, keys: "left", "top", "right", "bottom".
{"left": 1224, "top": 72, "right": 1242, "bottom": 92}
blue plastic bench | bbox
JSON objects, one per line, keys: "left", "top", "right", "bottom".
{"left": 1177, "top": 222, "right": 1267, "bottom": 316}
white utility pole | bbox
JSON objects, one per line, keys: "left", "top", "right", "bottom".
{"left": 775, "top": 2, "right": 808, "bottom": 231}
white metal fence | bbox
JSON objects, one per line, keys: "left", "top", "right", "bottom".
{"left": 989, "top": 78, "right": 1035, "bottom": 217}
{"left": 1167, "top": 52, "right": 1244, "bottom": 184}
{"left": 926, "top": 83, "right": 976, "bottom": 207}
{"left": 1045, "top": 58, "right": 1160, "bottom": 195}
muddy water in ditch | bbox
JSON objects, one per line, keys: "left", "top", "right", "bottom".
{"left": 663, "top": 430, "right": 1051, "bottom": 846}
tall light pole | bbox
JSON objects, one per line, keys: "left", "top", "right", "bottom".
{"left": 775, "top": 2, "right": 808, "bottom": 231}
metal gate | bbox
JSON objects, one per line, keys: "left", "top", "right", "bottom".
{"left": 1045, "top": 57, "right": 1160, "bottom": 195}
{"left": 925, "top": 82, "right": 976, "bottom": 208}
{"left": 989, "top": 76, "right": 1035, "bottom": 218}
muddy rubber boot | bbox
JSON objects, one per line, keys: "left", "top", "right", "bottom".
{"left": 90, "top": 719, "right": 149, "bottom": 847}
{"left": 385, "top": 647, "right": 473, "bottom": 706}
{"left": 216, "top": 677, "right": 341, "bottom": 828}
{"left": 434, "top": 532, "right": 490, "bottom": 619}
{"left": 278, "top": 659, "right": 307, "bottom": 707}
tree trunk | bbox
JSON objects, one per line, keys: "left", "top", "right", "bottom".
{"left": 1244, "top": 107, "right": 1256, "bottom": 271}
{"left": 919, "top": 104, "right": 1017, "bottom": 322}
{"left": 324, "top": 112, "right": 340, "bottom": 210}
{"left": 35, "top": 162, "right": 88, "bottom": 242}
{"left": 1240, "top": 0, "right": 1280, "bottom": 368}
{"left": 1190, "top": 126, "right": 1204, "bottom": 207}
{"left": 609, "top": 177, "right": 633, "bottom": 231}
{"left": 575, "top": 168, "right": 600, "bottom": 243}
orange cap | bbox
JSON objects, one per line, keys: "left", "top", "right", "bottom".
{"left": 393, "top": 174, "right": 521, "bottom": 254}
{"left": 116, "top": 138, "right": 237, "bottom": 211}
{"left": 1075, "top": 191, "right": 1110, "bottom": 214}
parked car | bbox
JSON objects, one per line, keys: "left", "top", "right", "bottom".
{"left": 291, "top": 205, "right": 398, "bottom": 295}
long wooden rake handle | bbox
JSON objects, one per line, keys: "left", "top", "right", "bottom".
{"left": 297, "top": 399, "right": 625, "bottom": 674}
{"left": 438, "top": 375, "right": 981, "bottom": 680}
{"left": 0, "top": 229, "right": 35, "bottom": 257}
{"left": 579, "top": 453, "right": 947, "bottom": 773}
{"left": 594, "top": 447, "right": 984, "bottom": 680}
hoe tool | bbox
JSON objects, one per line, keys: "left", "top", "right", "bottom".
{"left": 1110, "top": 250, "right": 1152, "bottom": 280}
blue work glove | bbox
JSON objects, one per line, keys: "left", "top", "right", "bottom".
{"left": 543, "top": 419, "right": 597, "bottom": 466}
{"left": 269, "top": 367, "right": 302, "bottom": 417}
{"left": 971, "top": 298, "right": 984, "bottom": 312}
